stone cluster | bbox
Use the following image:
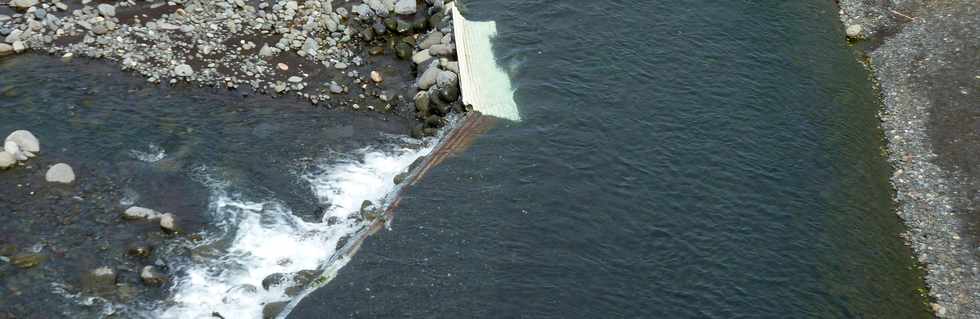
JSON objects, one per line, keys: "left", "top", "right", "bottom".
{"left": 1, "top": 0, "right": 466, "bottom": 131}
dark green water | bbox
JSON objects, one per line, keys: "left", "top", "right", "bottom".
{"left": 0, "top": 0, "right": 932, "bottom": 318}
{"left": 290, "top": 1, "right": 930, "bottom": 318}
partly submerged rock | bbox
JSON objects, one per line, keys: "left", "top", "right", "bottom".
{"left": 10, "top": 253, "right": 44, "bottom": 268}
{"left": 0, "top": 151, "right": 14, "bottom": 169}
{"left": 81, "top": 267, "right": 117, "bottom": 293}
{"left": 123, "top": 206, "right": 162, "bottom": 220}
{"left": 45, "top": 163, "right": 75, "bottom": 184}
{"left": 140, "top": 266, "right": 167, "bottom": 286}
{"left": 159, "top": 213, "right": 177, "bottom": 232}
{"left": 5, "top": 130, "right": 39, "bottom": 153}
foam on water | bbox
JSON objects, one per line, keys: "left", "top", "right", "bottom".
{"left": 150, "top": 138, "right": 436, "bottom": 319}
{"left": 129, "top": 143, "right": 167, "bottom": 163}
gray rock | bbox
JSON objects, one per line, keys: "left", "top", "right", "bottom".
{"left": 845, "top": 24, "right": 863, "bottom": 38}
{"left": 329, "top": 82, "right": 343, "bottom": 94}
{"left": 445, "top": 61, "right": 460, "bottom": 74}
{"left": 394, "top": 0, "right": 417, "bottom": 15}
{"left": 429, "top": 44, "right": 453, "bottom": 57}
{"left": 352, "top": 4, "right": 374, "bottom": 18}
{"left": 4, "top": 28, "right": 22, "bottom": 43}
{"left": 302, "top": 38, "right": 318, "bottom": 55}
{"left": 414, "top": 91, "right": 430, "bottom": 114}
{"left": 97, "top": 4, "right": 116, "bottom": 17}
{"left": 5, "top": 130, "right": 39, "bottom": 153}
{"left": 0, "top": 43, "right": 12, "bottom": 56}
{"left": 287, "top": 76, "right": 303, "bottom": 83}
{"left": 419, "top": 31, "right": 443, "bottom": 49}
{"left": 10, "top": 0, "right": 37, "bottom": 10}
{"left": 418, "top": 64, "right": 440, "bottom": 89}
{"left": 140, "top": 266, "right": 167, "bottom": 286}
{"left": 11, "top": 40, "right": 25, "bottom": 53}
{"left": 436, "top": 70, "right": 458, "bottom": 88}
{"left": 81, "top": 267, "right": 116, "bottom": 293}
{"left": 334, "top": 62, "right": 348, "bottom": 69}
{"left": 0, "top": 152, "right": 14, "bottom": 169}
{"left": 159, "top": 213, "right": 177, "bottom": 232}
{"left": 366, "top": 0, "right": 388, "bottom": 17}
{"left": 45, "top": 163, "right": 75, "bottom": 184}
{"left": 412, "top": 49, "right": 432, "bottom": 65}
{"left": 259, "top": 44, "right": 275, "bottom": 57}
{"left": 123, "top": 206, "right": 162, "bottom": 220}
{"left": 174, "top": 64, "right": 194, "bottom": 77}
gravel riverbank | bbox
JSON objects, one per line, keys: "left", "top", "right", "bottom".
{"left": 837, "top": 1, "right": 979, "bottom": 317}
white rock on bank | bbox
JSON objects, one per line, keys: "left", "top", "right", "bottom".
{"left": 845, "top": 24, "right": 863, "bottom": 38}
{"left": 97, "top": 3, "right": 116, "bottom": 17}
{"left": 6, "top": 130, "right": 40, "bottom": 153}
{"left": 0, "top": 152, "right": 14, "bottom": 169}
{"left": 11, "top": 0, "right": 37, "bottom": 10}
{"left": 0, "top": 43, "right": 13, "bottom": 56}
{"left": 123, "top": 206, "right": 162, "bottom": 220}
{"left": 394, "top": 0, "right": 416, "bottom": 15}
{"left": 45, "top": 163, "right": 75, "bottom": 184}
{"left": 174, "top": 64, "right": 194, "bottom": 77}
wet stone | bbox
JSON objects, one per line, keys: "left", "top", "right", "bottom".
{"left": 140, "top": 265, "right": 167, "bottom": 286}
{"left": 10, "top": 253, "right": 44, "bottom": 269}
{"left": 81, "top": 266, "right": 117, "bottom": 293}
{"left": 263, "top": 301, "right": 288, "bottom": 319}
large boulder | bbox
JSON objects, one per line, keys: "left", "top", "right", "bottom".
{"left": 5, "top": 130, "right": 39, "bottom": 153}
{"left": 45, "top": 163, "right": 75, "bottom": 184}
{"left": 417, "top": 64, "right": 440, "bottom": 89}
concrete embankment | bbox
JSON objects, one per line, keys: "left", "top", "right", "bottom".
{"left": 837, "top": 1, "right": 979, "bottom": 317}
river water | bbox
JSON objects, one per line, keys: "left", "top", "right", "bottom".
{"left": 0, "top": 0, "right": 931, "bottom": 318}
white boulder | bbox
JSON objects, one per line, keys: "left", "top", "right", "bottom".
{"left": 123, "top": 206, "right": 162, "bottom": 220}
{"left": 5, "top": 130, "right": 39, "bottom": 153}
{"left": 45, "top": 163, "right": 75, "bottom": 184}
{"left": 394, "top": 0, "right": 416, "bottom": 15}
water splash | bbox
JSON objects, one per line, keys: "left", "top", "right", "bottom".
{"left": 150, "top": 138, "right": 436, "bottom": 318}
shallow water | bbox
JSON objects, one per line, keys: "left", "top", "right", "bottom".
{"left": 0, "top": 0, "right": 933, "bottom": 318}
{"left": 0, "top": 55, "right": 422, "bottom": 317}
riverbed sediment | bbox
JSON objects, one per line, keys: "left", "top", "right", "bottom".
{"left": 837, "top": 1, "right": 979, "bottom": 317}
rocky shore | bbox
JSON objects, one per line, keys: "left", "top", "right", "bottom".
{"left": 837, "top": 1, "right": 979, "bottom": 317}
{"left": 0, "top": 0, "right": 466, "bottom": 135}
